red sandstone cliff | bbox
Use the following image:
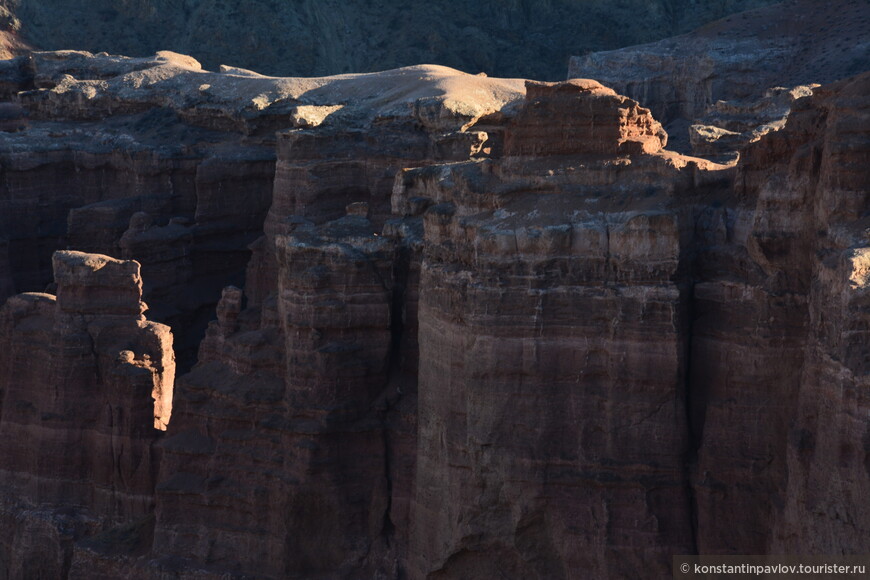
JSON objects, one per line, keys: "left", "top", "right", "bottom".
{"left": 690, "top": 72, "right": 870, "bottom": 555}
{"left": 0, "top": 47, "right": 866, "bottom": 580}
{"left": 0, "top": 251, "right": 173, "bottom": 578}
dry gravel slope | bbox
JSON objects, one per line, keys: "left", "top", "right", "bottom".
{"left": 2, "top": 0, "right": 778, "bottom": 80}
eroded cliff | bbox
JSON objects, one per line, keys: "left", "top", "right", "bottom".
{"left": 0, "top": 45, "right": 867, "bottom": 580}
{"left": 689, "top": 72, "right": 870, "bottom": 555}
{"left": 0, "top": 251, "right": 173, "bottom": 578}
{"left": 570, "top": 0, "right": 870, "bottom": 157}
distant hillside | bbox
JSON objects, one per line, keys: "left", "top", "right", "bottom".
{"left": 0, "top": 4, "right": 30, "bottom": 59}
{"left": 0, "top": 0, "right": 779, "bottom": 79}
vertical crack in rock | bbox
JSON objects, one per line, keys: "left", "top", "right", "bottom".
{"left": 681, "top": 278, "right": 701, "bottom": 556}
{"left": 380, "top": 417, "right": 396, "bottom": 544}
{"left": 378, "top": 242, "right": 413, "bottom": 547}
{"left": 679, "top": 202, "right": 718, "bottom": 558}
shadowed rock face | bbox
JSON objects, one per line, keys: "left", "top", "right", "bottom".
{"left": 0, "top": 51, "right": 279, "bottom": 371}
{"left": 0, "top": 48, "right": 868, "bottom": 580}
{"left": 0, "top": 236, "right": 12, "bottom": 299}
{"left": 0, "top": 251, "right": 173, "bottom": 578}
{"left": 152, "top": 212, "right": 406, "bottom": 578}
{"left": 0, "top": 49, "right": 524, "bottom": 579}
{"left": 569, "top": 0, "right": 870, "bottom": 157}
{"left": 0, "top": 50, "right": 522, "bottom": 369}
{"left": 570, "top": 0, "right": 870, "bottom": 123}
{"left": 690, "top": 72, "right": 870, "bottom": 556}
{"left": 391, "top": 79, "right": 725, "bottom": 579}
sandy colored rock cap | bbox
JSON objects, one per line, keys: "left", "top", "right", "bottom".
{"left": 52, "top": 250, "right": 143, "bottom": 315}
{"left": 504, "top": 78, "right": 668, "bottom": 157}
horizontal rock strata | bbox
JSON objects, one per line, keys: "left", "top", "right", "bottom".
{"left": 0, "top": 250, "right": 174, "bottom": 578}
{"left": 691, "top": 71, "right": 870, "bottom": 555}
{"left": 0, "top": 46, "right": 867, "bottom": 580}
{"left": 569, "top": 0, "right": 870, "bottom": 157}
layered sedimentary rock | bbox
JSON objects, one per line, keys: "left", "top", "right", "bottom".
{"left": 396, "top": 79, "right": 723, "bottom": 578}
{"left": 687, "top": 84, "right": 818, "bottom": 161}
{"left": 690, "top": 71, "right": 870, "bottom": 555}
{"left": 0, "top": 49, "right": 526, "bottom": 579}
{"left": 244, "top": 66, "right": 522, "bottom": 310}
{"left": 79, "top": 57, "right": 526, "bottom": 578}
{"left": 503, "top": 79, "right": 668, "bottom": 155}
{"left": 0, "top": 251, "right": 173, "bottom": 578}
{"left": 149, "top": 79, "right": 504, "bottom": 570}
{"left": 0, "top": 51, "right": 522, "bottom": 368}
{"left": 147, "top": 77, "right": 732, "bottom": 579}
{"left": 0, "top": 51, "right": 278, "bottom": 369}
{"left": 569, "top": 0, "right": 870, "bottom": 155}
{"left": 151, "top": 212, "right": 403, "bottom": 578}
{"left": 570, "top": 0, "right": 869, "bottom": 123}
{"left": 0, "top": 48, "right": 868, "bottom": 580}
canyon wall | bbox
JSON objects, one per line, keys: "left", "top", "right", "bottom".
{"left": 0, "top": 51, "right": 278, "bottom": 369}
{"left": 569, "top": 0, "right": 870, "bottom": 156}
{"left": 681, "top": 71, "right": 870, "bottom": 557}
{"left": 401, "top": 79, "right": 701, "bottom": 579}
{"left": 0, "top": 44, "right": 867, "bottom": 579}
{"left": 570, "top": 0, "right": 869, "bottom": 123}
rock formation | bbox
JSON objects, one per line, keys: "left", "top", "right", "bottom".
{"left": 687, "top": 84, "right": 818, "bottom": 162}
{"left": 0, "top": 48, "right": 523, "bottom": 578}
{"left": 0, "top": 4, "right": 29, "bottom": 60}
{"left": 569, "top": 0, "right": 870, "bottom": 156}
{"left": 396, "top": 79, "right": 705, "bottom": 578}
{"left": 0, "top": 51, "right": 279, "bottom": 370}
{"left": 150, "top": 212, "right": 406, "bottom": 578}
{"left": 0, "top": 251, "right": 173, "bottom": 578}
{"left": 0, "top": 30, "right": 867, "bottom": 580}
{"left": 690, "top": 71, "right": 870, "bottom": 556}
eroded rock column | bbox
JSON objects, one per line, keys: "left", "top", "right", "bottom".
{"left": 0, "top": 250, "right": 174, "bottom": 578}
{"left": 405, "top": 80, "right": 705, "bottom": 579}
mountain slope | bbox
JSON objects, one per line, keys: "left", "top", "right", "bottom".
{"left": 4, "top": 0, "right": 778, "bottom": 79}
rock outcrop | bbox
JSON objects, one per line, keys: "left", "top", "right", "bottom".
{"left": 0, "top": 251, "right": 173, "bottom": 578}
{"left": 0, "top": 51, "right": 279, "bottom": 370}
{"left": 0, "top": 50, "right": 522, "bottom": 578}
{"left": 0, "top": 48, "right": 867, "bottom": 580}
{"left": 569, "top": 0, "right": 870, "bottom": 156}
{"left": 397, "top": 80, "right": 708, "bottom": 578}
{"left": 0, "top": 5, "right": 30, "bottom": 60}
{"left": 0, "top": 51, "right": 523, "bottom": 369}
{"left": 151, "top": 212, "right": 407, "bottom": 578}
{"left": 503, "top": 79, "right": 668, "bottom": 156}
{"left": 138, "top": 77, "right": 732, "bottom": 579}
{"left": 687, "top": 84, "right": 818, "bottom": 161}
{"left": 690, "top": 71, "right": 870, "bottom": 556}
